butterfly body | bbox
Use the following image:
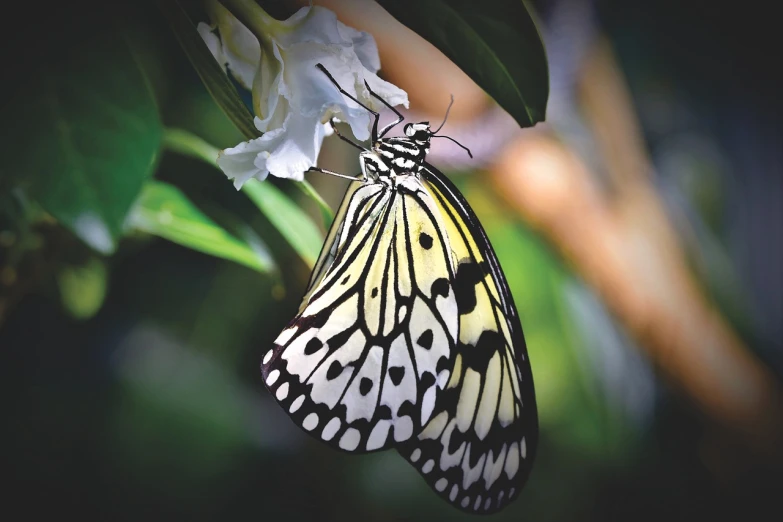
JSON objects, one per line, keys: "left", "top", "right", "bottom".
{"left": 360, "top": 123, "right": 433, "bottom": 181}
{"left": 261, "top": 66, "right": 537, "bottom": 514}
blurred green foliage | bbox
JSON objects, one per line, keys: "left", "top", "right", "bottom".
{"left": 1, "top": 1, "right": 780, "bottom": 521}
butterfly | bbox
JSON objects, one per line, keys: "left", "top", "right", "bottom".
{"left": 260, "top": 64, "right": 537, "bottom": 514}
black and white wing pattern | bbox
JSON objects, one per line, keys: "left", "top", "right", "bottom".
{"left": 261, "top": 177, "right": 460, "bottom": 453}
{"left": 397, "top": 164, "right": 538, "bottom": 514}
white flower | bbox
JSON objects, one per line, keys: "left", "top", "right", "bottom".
{"left": 199, "top": 2, "right": 409, "bottom": 187}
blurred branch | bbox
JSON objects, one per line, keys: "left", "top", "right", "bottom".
{"left": 489, "top": 39, "right": 783, "bottom": 464}
{"left": 306, "top": 0, "right": 783, "bottom": 464}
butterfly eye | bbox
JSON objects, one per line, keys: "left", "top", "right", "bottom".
{"left": 404, "top": 123, "right": 414, "bottom": 136}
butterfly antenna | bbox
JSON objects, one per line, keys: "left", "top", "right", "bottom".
{"left": 432, "top": 135, "right": 473, "bottom": 158}
{"left": 433, "top": 95, "right": 455, "bottom": 134}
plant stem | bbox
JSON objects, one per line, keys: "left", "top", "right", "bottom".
{"left": 293, "top": 177, "right": 335, "bottom": 225}
{"left": 163, "top": 128, "right": 220, "bottom": 166}
{"left": 217, "top": 0, "right": 279, "bottom": 45}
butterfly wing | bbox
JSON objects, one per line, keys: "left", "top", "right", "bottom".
{"left": 397, "top": 165, "right": 538, "bottom": 513}
{"left": 261, "top": 178, "right": 459, "bottom": 453}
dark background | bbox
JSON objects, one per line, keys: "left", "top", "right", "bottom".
{"left": 1, "top": 0, "right": 781, "bottom": 520}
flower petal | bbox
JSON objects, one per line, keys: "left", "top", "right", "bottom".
{"left": 197, "top": 22, "right": 226, "bottom": 71}
{"left": 337, "top": 22, "right": 380, "bottom": 72}
{"left": 363, "top": 71, "right": 409, "bottom": 110}
{"left": 209, "top": 1, "right": 261, "bottom": 90}
{"left": 210, "top": 3, "right": 411, "bottom": 188}
{"left": 265, "top": 113, "right": 328, "bottom": 181}
{"left": 276, "top": 7, "right": 349, "bottom": 48}
{"left": 217, "top": 128, "right": 284, "bottom": 188}
{"left": 275, "top": 44, "right": 371, "bottom": 140}
{"left": 253, "top": 43, "right": 287, "bottom": 132}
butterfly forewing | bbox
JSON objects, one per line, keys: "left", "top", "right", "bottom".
{"left": 261, "top": 177, "right": 459, "bottom": 453}
{"left": 397, "top": 165, "right": 538, "bottom": 514}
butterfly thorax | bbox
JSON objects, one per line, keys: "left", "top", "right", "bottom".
{"left": 359, "top": 122, "right": 433, "bottom": 183}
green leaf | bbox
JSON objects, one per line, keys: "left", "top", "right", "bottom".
{"left": 127, "top": 180, "right": 273, "bottom": 273}
{"left": 292, "top": 177, "right": 335, "bottom": 227}
{"left": 57, "top": 256, "right": 109, "bottom": 320}
{"left": 164, "top": 126, "right": 333, "bottom": 227}
{"left": 161, "top": 128, "right": 326, "bottom": 267}
{"left": 157, "top": 0, "right": 260, "bottom": 140}
{"left": 242, "top": 180, "right": 323, "bottom": 268}
{"left": 2, "top": 21, "right": 162, "bottom": 254}
{"left": 378, "top": 0, "right": 549, "bottom": 127}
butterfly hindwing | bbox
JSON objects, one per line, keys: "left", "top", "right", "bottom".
{"left": 397, "top": 165, "right": 538, "bottom": 514}
{"left": 261, "top": 177, "right": 459, "bottom": 453}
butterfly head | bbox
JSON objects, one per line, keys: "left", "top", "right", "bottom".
{"left": 404, "top": 122, "right": 433, "bottom": 147}
{"left": 403, "top": 99, "right": 473, "bottom": 159}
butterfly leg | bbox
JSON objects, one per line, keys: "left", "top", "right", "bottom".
{"left": 363, "top": 80, "right": 405, "bottom": 138}
{"left": 316, "top": 63, "right": 381, "bottom": 141}
{"left": 329, "top": 118, "right": 366, "bottom": 152}
{"left": 307, "top": 166, "right": 365, "bottom": 182}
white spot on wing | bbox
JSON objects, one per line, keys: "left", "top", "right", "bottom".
{"left": 342, "top": 345, "right": 383, "bottom": 422}
{"left": 397, "top": 305, "right": 407, "bottom": 324}
{"left": 281, "top": 329, "right": 325, "bottom": 383}
{"left": 505, "top": 442, "right": 520, "bottom": 479}
{"left": 482, "top": 444, "right": 507, "bottom": 489}
{"left": 421, "top": 384, "right": 437, "bottom": 425}
{"left": 449, "top": 485, "right": 458, "bottom": 501}
{"left": 366, "top": 420, "right": 391, "bottom": 450}
{"left": 461, "top": 497, "right": 470, "bottom": 508}
{"left": 290, "top": 394, "right": 305, "bottom": 413}
{"left": 321, "top": 417, "right": 341, "bottom": 441}
{"left": 275, "top": 382, "right": 289, "bottom": 401}
{"left": 437, "top": 369, "right": 450, "bottom": 388}
{"left": 439, "top": 418, "right": 466, "bottom": 470}
{"left": 274, "top": 326, "right": 297, "bottom": 346}
{"left": 409, "top": 297, "right": 451, "bottom": 387}
{"left": 461, "top": 444, "right": 486, "bottom": 489}
{"left": 435, "top": 478, "right": 448, "bottom": 492}
{"left": 422, "top": 459, "right": 434, "bottom": 474}
{"left": 434, "top": 292, "right": 458, "bottom": 345}
{"left": 474, "top": 496, "right": 482, "bottom": 511}
{"left": 410, "top": 448, "right": 421, "bottom": 462}
{"left": 303, "top": 413, "right": 319, "bottom": 431}
{"left": 266, "top": 369, "right": 280, "bottom": 386}
{"left": 497, "top": 364, "right": 515, "bottom": 426}
{"left": 394, "top": 416, "right": 413, "bottom": 442}
{"left": 262, "top": 349, "right": 273, "bottom": 365}
{"left": 521, "top": 437, "right": 527, "bottom": 459}
{"left": 339, "top": 427, "right": 361, "bottom": 451}
{"left": 380, "top": 335, "right": 416, "bottom": 432}
{"left": 309, "top": 330, "right": 365, "bottom": 408}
